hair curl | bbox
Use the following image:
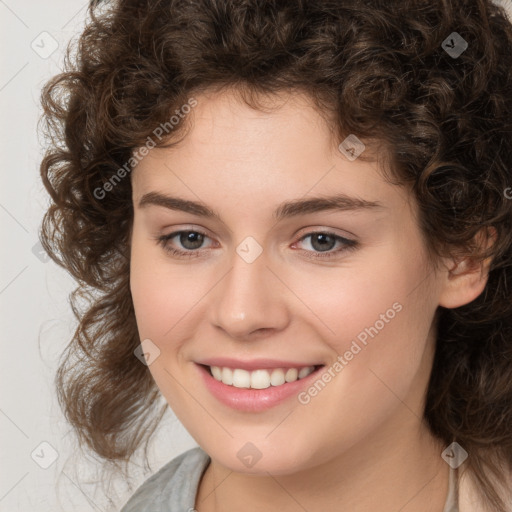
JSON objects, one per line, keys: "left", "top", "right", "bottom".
{"left": 39, "top": 0, "right": 512, "bottom": 509}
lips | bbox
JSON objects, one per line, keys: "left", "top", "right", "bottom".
{"left": 194, "top": 357, "right": 326, "bottom": 412}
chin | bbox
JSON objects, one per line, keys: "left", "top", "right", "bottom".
{"left": 204, "top": 439, "right": 316, "bottom": 476}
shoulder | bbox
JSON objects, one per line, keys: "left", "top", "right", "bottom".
{"left": 120, "top": 446, "right": 211, "bottom": 512}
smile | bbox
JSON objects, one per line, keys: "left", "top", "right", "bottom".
{"left": 208, "top": 365, "right": 317, "bottom": 389}
{"left": 195, "top": 361, "right": 326, "bottom": 412}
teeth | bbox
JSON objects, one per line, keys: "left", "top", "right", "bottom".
{"left": 232, "top": 369, "right": 251, "bottom": 388}
{"left": 211, "top": 366, "right": 222, "bottom": 380}
{"left": 285, "top": 368, "right": 298, "bottom": 382}
{"left": 251, "top": 369, "right": 271, "bottom": 389}
{"left": 298, "top": 367, "right": 313, "bottom": 379}
{"left": 209, "top": 365, "right": 316, "bottom": 389}
{"left": 270, "top": 368, "right": 285, "bottom": 386}
{"left": 221, "top": 367, "right": 233, "bottom": 385}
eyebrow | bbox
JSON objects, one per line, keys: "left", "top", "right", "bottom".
{"left": 138, "top": 191, "right": 386, "bottom": 221}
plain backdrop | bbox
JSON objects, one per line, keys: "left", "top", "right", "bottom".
{"left": 1, "top": 0, "right": 511, "bottom": 511}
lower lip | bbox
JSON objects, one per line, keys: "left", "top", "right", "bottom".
{"left": 196, "top": 363, "right": 325, "bottom": 412}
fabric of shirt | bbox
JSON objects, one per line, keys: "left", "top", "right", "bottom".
{"left": 120, "top": 446, "right": 459, "bottom": 512}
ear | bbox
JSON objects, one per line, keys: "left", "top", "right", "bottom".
{"left": 438, "top": 227, "right": 496, "bottom": 309}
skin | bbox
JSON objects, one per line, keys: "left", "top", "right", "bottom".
{"left": 129, "top": 88, "right": 492, "bottom": 512}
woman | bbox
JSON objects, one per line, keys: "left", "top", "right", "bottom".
{"left": 39, "top": 0, "right": 512, "bottom": 510}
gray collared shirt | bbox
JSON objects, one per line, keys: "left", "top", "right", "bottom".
{"left": 120, "top": 447, "right": 210, "bottom": 512}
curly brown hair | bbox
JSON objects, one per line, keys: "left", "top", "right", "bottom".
{"left": 39, "top": 0, "right": 512, "bottom": 509}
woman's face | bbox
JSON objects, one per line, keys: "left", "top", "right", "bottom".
{"left": 129, "top": 89, "right": 448, "bottom": 474}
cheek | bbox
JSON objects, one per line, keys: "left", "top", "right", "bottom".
{"left": 129, "top": 242, "right": 203, "bottom": 408}
{"left": 291, "top": 251, "right": 434, "bottom": 401}
{"left": 286, "top": 254, "right": 417, "bottom": 350}
{"left": 129, "top": 233, "right": 201, "bottom": 340}
{"left": 130, "top": 242, "right": 169, "bottom": 338}
{"left": 285, "top": 271, "right": 434, "bottom": 464}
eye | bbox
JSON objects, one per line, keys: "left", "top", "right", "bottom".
{"left": 155, "top": 229, "right": 358, "bottom": 260}
{"left": 293, "top": 231, "right": 358, "bottom": 260}
{"left": 156, "top": 229, "right": 214, "bottom": 258}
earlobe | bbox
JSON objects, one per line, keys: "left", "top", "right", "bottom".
{"left": 437, "top": 227, "right": 496, "bottom": 309}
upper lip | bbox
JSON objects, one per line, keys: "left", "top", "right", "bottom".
{"left": 195, "top": 357, "right": 324, "bottom": 371}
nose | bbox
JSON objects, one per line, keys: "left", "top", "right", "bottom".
{"left": 209, "top": 246, "right": 290, "bottom": 340}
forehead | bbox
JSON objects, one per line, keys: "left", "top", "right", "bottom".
{"left": 131, "top": 88, "right": 413, "bottom": 219}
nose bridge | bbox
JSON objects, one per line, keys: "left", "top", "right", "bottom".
{"left": 210, "top": 242, "right": 288, "bottom": 338}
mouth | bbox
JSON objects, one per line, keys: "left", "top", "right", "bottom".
{"left": 195, "top": 362, "right": 326, "bottom": 412}
{"left": 202, "top": 364, "right": 324, "bottom": 389}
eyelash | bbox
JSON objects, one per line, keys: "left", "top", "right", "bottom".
{"left": 155, "top": 229, "right": 359, "bottom": 260}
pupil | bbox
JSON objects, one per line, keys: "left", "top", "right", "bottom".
{"left": 181, "top": 231, "right": 203, "bottom": 250}
{"left": 312, "top": 233, "right": 334, "bottom": 252}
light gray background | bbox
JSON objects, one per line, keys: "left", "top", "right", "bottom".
{"left": 1, "top": 0, "right": 511, "bottom": 510}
